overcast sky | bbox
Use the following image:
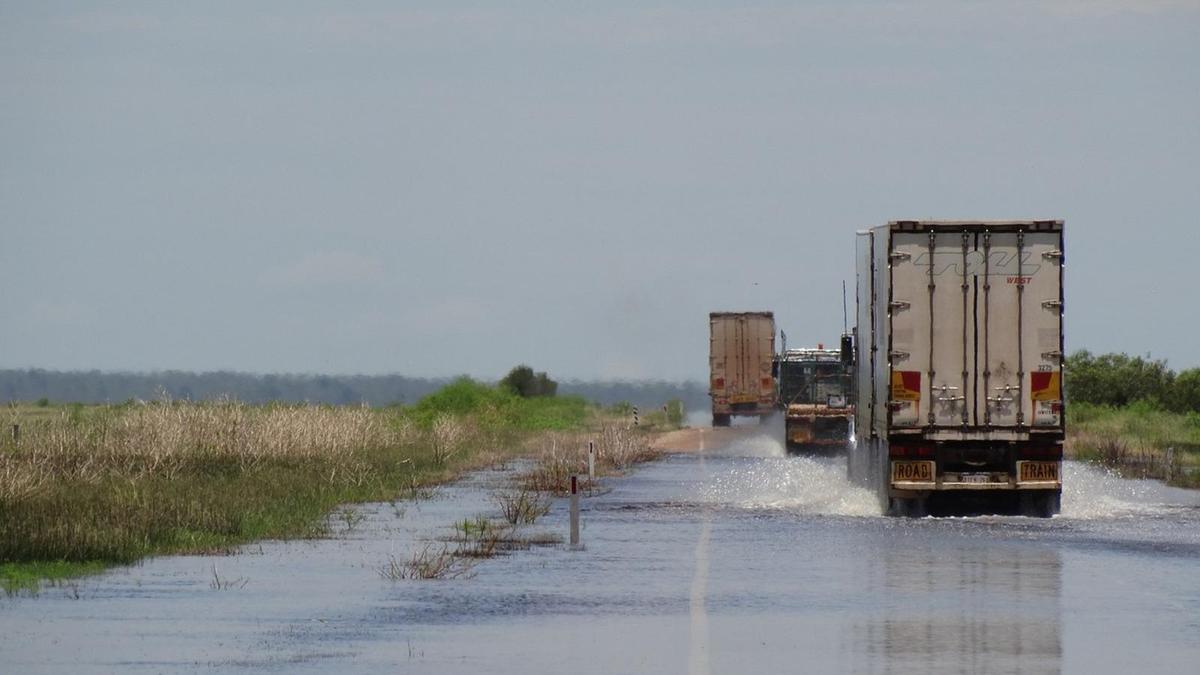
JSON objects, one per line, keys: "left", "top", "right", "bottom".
{"left": 2, "top": 1, "right": 1198, "bottom": 381}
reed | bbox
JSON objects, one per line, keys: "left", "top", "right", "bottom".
{"left": 0, "top": 400, "right": 508, "bottom": 588}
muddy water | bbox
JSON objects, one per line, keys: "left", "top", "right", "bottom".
{"left": 3, "top": 432, "right": 1200, "bottom": 673}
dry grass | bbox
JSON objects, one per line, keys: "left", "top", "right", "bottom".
{"left": 1, "top": 395, "right": 671, "bottom": 588}
{"left": 0, "top": 400, "right": 506, "bottom": 570}
{"left": 493, "top": 487, "right": 550, "bottom": 525}
{"left": 519, "top": 425, "right": 661, "bottom": 495}
{"left": 1068, "top": 428, "right": 1198, "bottom": 486}
{"left": 0, "top": 401, "right": 406, "bottom": 500}
{"left": 378, "top": 544, "right": 477, "bottom": 580}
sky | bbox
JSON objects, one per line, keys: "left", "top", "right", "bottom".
{"left": 2, "top": 1, "right": 1198, "bottom": 381}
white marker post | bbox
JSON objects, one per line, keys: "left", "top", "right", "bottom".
{"left": 569, "top": 475, "right": 581, "bottom": 548}
{"left": 588, "top": 441, "right": 595, "bottom": 480}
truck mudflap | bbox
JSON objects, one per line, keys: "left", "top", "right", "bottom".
{"left": 889, "top": 460, "right": 1061, "bottom": 491}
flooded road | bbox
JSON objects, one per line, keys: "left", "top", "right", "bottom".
{"left": 3, "top": 428, "right": 1200, "bottom": 673}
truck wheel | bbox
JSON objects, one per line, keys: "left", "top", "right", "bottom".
{"left": 1036, "top": 491, "right": 1061, "bottom": 518}
{"left": 1020, "top": 491, "right": 1060, "bottom": 518}
{"left": 712, "top": 414, "right": 730, "bottom": 428}
{"left": 888, "top": 497, "right": 927, "bottom": 518}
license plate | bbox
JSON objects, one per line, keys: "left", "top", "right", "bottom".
{"left": 1018, "top": 461, "right": 1060, "bottom": 482}
{"left": 961, "top": 473, "right": 990, "bottom": 484}
{"left": 731, "top": 394, "right": 757, "bottom": 403}
{"left": 892, "top": 460, "right": 934, "bottom": 482}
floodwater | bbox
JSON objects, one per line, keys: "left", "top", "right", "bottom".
{"left": 3, "top": 430, "right": 1200, "bottom": 674}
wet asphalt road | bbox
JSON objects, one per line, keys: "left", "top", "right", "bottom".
{"left": 2, "top": 428, "right": 1199, "bottom": 673}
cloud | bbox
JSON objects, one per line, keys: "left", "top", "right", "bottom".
{"left": 261, "top": 251, "right": 386, "bottom": 290}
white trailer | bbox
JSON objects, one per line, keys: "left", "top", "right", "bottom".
{"left": 850, "top": 221, "right": 1065, "bottom": 517}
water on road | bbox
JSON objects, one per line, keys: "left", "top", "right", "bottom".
{"left": 3, "top": 429, "right": 1199, "bottom": 673}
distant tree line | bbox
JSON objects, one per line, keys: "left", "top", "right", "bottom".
{"left": 1065, "top": 350, "right": 1200, "bottom": 413}
{"left": 0, "top": 369, "right": 711, "bottom": 411}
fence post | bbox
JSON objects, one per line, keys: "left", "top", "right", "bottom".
{"left": 569, "top": 475, "right": 580, "bottom": 547}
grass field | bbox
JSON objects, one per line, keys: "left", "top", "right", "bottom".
{"left": 0, "top": 379, "right": 668, "bottom": 592}
{"left": 1067, "top": 402, "right": 1200, "bottom": 488}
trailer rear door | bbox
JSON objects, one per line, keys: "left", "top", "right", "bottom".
{"left": 710, "top": 313, "right": 775, "bottom": 404}
{"left": 886, "top": 224, "right": 1063, "bottom": 432}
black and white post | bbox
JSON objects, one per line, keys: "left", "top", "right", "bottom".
{"left": 587, "top": 441, "right": 595, "bottom": 480}
{"left": 569, "top": 475, "right": 581, "bottom": 548}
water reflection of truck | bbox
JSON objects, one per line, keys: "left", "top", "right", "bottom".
{"left": 709, "top": 312, "right": 777, "bottom": 427}
{"left": 776, "top": 346, "right": 854, "bottom": 454}
{"left": 849, "top": 220, "right": 1065, "bottom": 517}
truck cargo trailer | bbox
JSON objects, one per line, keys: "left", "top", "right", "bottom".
{"left": 849, "top": 221, "right": 1065, "bottom": 517}
{"left": 709, "top": 311, "right": 778, "bottom": 427}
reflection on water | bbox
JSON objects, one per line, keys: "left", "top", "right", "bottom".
{"left": 853, "top": 542, "right": 1061, "bottom": 673}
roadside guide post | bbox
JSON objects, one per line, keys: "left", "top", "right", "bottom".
{"left": 569, "top": 475, "right": 581, "bottom": 548}
{"left": 588, "top": 441, "right": 595, "bottom": 480}
{"left": 633, "top": 406, "right": 639, "bottom": 427}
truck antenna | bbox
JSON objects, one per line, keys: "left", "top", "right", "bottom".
{"left": 842, "top": 280, "right": 848, "bottom": 334}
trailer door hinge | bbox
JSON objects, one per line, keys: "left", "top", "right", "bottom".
{"left": 1042, "top": 299, "right": 1063, "bottom": 310}
{"left": 1042, "top": 249, "right": 1064, "bottom": 261}
{"left": 889, "top": 251, "right": 911, "bottom": 261}
{"left": 889, "top": 300, "right": 911, "bottom": 310}
{"left": 1041, "top": 350, "right": 1063, "bottom": 361}
{"left": 889, "top": 350, "right": 910, "bottom": 360}
{"left": 933, "top": 384, "right": 962, "bottom": 402}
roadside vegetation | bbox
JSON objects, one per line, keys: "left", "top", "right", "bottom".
{"left": 0, "top": 367, "right": 680, "bottom": 591}
{"left": 1065, "top": 351, "right": 1200, "bottom": 488}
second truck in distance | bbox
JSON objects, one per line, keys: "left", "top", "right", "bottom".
{"left": 709, "top": 311, "right": 778, "bottom": 427}
{"left": 776, "top": 345, "right": 854, "bottom": 454}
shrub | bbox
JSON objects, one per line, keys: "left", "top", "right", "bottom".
{"left": 499, "top": 365, "right": 558, "bottom": 398}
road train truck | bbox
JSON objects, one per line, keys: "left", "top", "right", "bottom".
{"left": 709, "top": 312, "right": 777, "bottom": 427}
{"left": 849, "top": 221, "right": 1065, "bottom": 517}
{"left": 776, "top": 346, "right": 854, "bottom": 453}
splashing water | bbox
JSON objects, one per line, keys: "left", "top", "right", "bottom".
{"left": 695, "top": 441, "right": 1198, "bottom": 521}
{"left": 1060, "top": 460, "right": 1200, "bottom": 519}
{"left": 702, "top": 453, "right": 880, "bottom": 517}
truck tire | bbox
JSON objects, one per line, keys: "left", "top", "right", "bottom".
{"left": 887, "top": 496, "right": 927, "bottom": 518}
{"left": 1021, "top": 491, "right": 1061, "bottom": 518}
{"left": 712, "top": 413, "right": 731, "bottom": 428}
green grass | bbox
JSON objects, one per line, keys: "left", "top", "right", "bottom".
{"left": 0, "top": 380, "right": 604, "bottom": 591}
{"left": 1, "top": 560, "right": 108, "bottom": 594}
{"left": 1067, "top": 402, "right": 1200, "bottom": 487}
{"left": 406, "top": 377, "right": 588, "bottom": 430}
{"left": 0, "top": 445, "right": 501, "bottom": 591}
{"left": 0, "top": 378, "right": 675, "bottom": 591}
